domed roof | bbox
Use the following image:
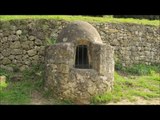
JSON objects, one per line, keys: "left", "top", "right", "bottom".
{"left": 57, "top": 21, "right": 103, "bottom": 44}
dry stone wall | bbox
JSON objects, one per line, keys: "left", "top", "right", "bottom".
{"left": 0, "top": 20, "right": 159, "bottom": 71}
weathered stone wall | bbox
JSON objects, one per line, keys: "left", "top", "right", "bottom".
{"left": 0, "top": 20, "right": 159, "bottom": 70}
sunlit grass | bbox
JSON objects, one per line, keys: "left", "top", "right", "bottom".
{"left": 0, "top": 65, "right": 44, "bottom": 104}
{"left": 0, "top": 15, "right": 159, "bottom": 26}
{"left": 92, "top": 68, "right": 160, "bottom": 104}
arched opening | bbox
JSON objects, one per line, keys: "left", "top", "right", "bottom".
{"left": 75, "top": 45, "right": 91, "bottom": 69}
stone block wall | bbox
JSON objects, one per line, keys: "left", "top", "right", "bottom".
{"left": 93, "top": 23, "right": 160, "bottom": 67}
{"left": 0, "top": 20, "right": 159, "bottom": 70}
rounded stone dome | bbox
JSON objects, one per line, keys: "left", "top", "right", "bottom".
{"left": 57, "top": 21, "right": 103, "bottom": 44}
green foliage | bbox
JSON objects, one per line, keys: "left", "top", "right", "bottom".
{"left": 115, "top": 62, "right": 124, "bottom": 71}
{"left": 9, "top": 64, "right": 20, "bottom": 72}
{"left": 0, "top": 68, "right": 12, "bottom": 81}
{"left": 46, "top": 37, "right": 57, "bottom": 45}
{"left": 22, "top": 64, "right": 45, "bottom": 92}
{"left": 0, "top": 81, "right": 7, "bottom": 91}
{"left": 0, "top": 68, "right": 10, "bottom": 92}
{"left": 0, "top": 81, "right": 32, "bottom": 104}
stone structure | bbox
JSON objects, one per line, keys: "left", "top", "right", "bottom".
{"left": 44, "top": 21, "right": 114, "bottom": 103}
{"left": 0, "top": 20, "right": 159, "bottom": 71}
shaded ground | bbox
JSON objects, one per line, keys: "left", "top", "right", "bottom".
{"left": 30, "top": 91, "right": 52, "bottom": 105}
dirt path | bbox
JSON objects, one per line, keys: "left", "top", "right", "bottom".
{"left": 106, "top": 97, "right": 160, "bottom": 105}
{"left": 30, "top": 91, "right": 160, "bottom": 105}
{"left": 30, "top": 91, "right": 54, "bottom": 105}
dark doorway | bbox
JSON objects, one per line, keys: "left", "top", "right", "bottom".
{"left": 75, "top": 45, "right": 91, "bottom": 69}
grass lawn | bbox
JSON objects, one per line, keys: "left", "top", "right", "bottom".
{"left": 0, "top": 65, "right": 44, "bottom": 104}
{"left": 0, "top": 15, "right": 159, "bottom": 26}
{"left": 0, "top": 64, "right": 159, "bottom": 104}
{"left": 92, "top": 71, "right": 160, "bottom": 104}
{"left": 92, "top": 64, "right": 160, "bottom": 104}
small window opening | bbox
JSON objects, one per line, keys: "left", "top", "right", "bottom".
{"left": 75, "top": 45, "right": 91, "bottom": 69}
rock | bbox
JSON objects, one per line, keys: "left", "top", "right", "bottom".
{"left": 87, "top": 85, "right": 96, "bottom": 95}
{"left": 35, "top": 39, "right": 43, "bottom": 45}
{"left": 31, "top": 60, "right": 38, "bottom": 64}
{"left": 11, "top": 49, "right": 22, "bottom": 55}
{"left": 28, "top": 36, "right": 35, "bottom": 41}
{"left": 24, "top": 60, "right": 30, "bottom": 65}
{"left": 23, "top": 50, "right": 27, "bottom": 54}
{"left": 21, "top": 41, "right": 34, "bottom": 50}
{"left": 57, "top": 64, "right": 69, "bottom": 73}
{"left": 0, "top": 65, "right": 14, "bottom": 72}
{"left": 20, "top": 35, "right": 28, "bottom": 42}
{"left": 2, "top": 58, "right": 11, "bottom": 64}
{"left": 135, "top": 31, "right": 138, "bottom": 35}
{"left": 1, "top": 49, "right": 11, "bottom": 57}
{"left": 8, "top": 35, "right": 19, "bottom": 42}
{"left": 31, "top": 55, "right": 39, "bottom": 61}
{"left": 0, "top": 43, "right": 3, "bottom": 51}
{"left": 3, "top": 30, "right": 10, "bottom": 36}
{"left": 10, "top": 25, "right": 16, "bottom": 31}
{"left": 1, "top": 37, "right": 8, "bottom": 43}
{"left": 16, "top": 30, "right": 22, "bottom": 35}
{"left": 15, "top": 55, "right": 22, "bottom": 60}
{"left": 10, "top": 41, "right": 21, "bottom": 49}
{"left": 0, "top": 33, "right": 3, "bottom": 38}
{"left": 0, "top": 54, "right": 4, "bottom": 60}
{"left": 62, "top": 38, "right": 68, "bottom": 42}
{"left": 21, "top": 42, "right": 30, "bottom": 50}
{"left": 27, "top": 49, "right": 37, "bottom": 56}
{"left": 10, "top": 74, "right": 23, "bottom": 81}
{"left": 38, "top": 46, "right": 45, "bottom": 55}
{"left": 20, "top": 65, "right": 28, "bottom": 71}
{"left": 34, "top": 31, "right": 45, "bottom": 39}
{"left": 22, "top": 55, "right": 29, "bottom": 60}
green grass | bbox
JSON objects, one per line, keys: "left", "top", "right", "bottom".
{"left": 0, "top": 81, "right": 32, "bottom": 104}
{"left": 1, "top": 64, "right": 160, "bottom": 104}
{"left": 0, "top": 65, "right": 44, "bottom": 104}
{"left": 46, "top": 37, "right": 57, "bottom": 45}
{"left": 92, "top": 64, "right": 160, "bottom": 104}
{"left": 115, "top": 63, "right": 160, "bottom": 75}
{"left": 0, "top": 15, "right": 159, "bottom": 26}
{"left": 0, "top": 68, "right": 13, "bottom": 81}
{"left": 0, "top": 80, "right": 7, "bottom": 91}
